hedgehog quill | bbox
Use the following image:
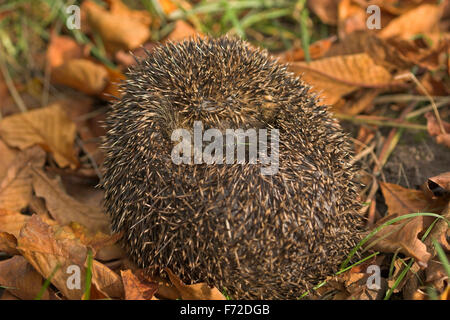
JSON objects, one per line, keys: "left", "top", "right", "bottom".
{"left": 102, "top": 36, "right": 365, "bottom": 299}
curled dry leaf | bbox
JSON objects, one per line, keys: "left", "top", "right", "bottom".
{"left": 17, "top": 214, "right": 88, "bottom": 299}
{"left": 90, "top": 260, "right": 124, "bottom": 299}
{"left": 16, "top": 214, "right": 123, "bottom": 300}
{"left": 426, "top": 257, "right": 449, "bottom": 292}
{"left": 425, "top": 112, "right": 450, "bottom": 148}
{"left": 0, "top": 255, "right": 49, "bottom": 300}
{"left": 367, "top": 182, "right": 447, "bottom": 267}
{"left": 0, "top": 104, "right": 78, "bottom": 169}
{"left": 0, "top": 232, "right": 20, "bottom": 256}
{"left": 0, "top": 146, "right": 46, "bottom": 211}
{"left": 289, "top": 53, "right": 393, "bottom": 105}
{"left": 51, "top": 59, "right": 109, "bottom": 96}
{"left": 165, "top": 268, "right": 225, "bottom": 300}
{"left": 429, "top": 172, "right": 450, "bottom": 193}
{"left": 121, "top": 269, "right": 158, "bottom": 300}
{"left": 32, "top": 168, "right": 110, "bottom": 233}
{"left": 46, "top": 34, "right": 109, "bottom": 96}
{"left": 84, "top": 0, "right": 151, "bottom": 53}
{"left": 46, "top": 34, "right": 88, "bottom": 70}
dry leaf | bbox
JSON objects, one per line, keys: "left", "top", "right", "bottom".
{"left": 0, "top": 256, "right": 49, "bottom": 300}
{"left": 0, "top": 146, "right": 46, "bottom": 211}
{"left": 0, "top": 232, "right": 20, "bottom": 255}
{"left": 17, "top": 214, "right": 88, "bottom": 299}
{"left": 107, "top": 0, "right": 151, "bottom": 26}
{"left": 0, "top": 104, "right": 78, "bottom": 169}
{"left": 32, "top": 168, "right": 110, "bottom": 233}
{"left": 289, "top": 53, "right": 393, "bottom": 105}
{"left": 121, "top": 269, "right": 158, "bottom": 300}
{"left": 379, "top": 4, "right": 443, "bottom": 40}
{"left": 165, "top": 268, "right": 225, "bottom": 300}
{"left": 324, "top": 32, "right": 440, "bottom": 71}
{"left": 368, "top": 182, "right": 444, "bottom": 267}
{"left": 338, "top": 0, "right": 367, "bottom": 38}
{"left": 425, "top": 112, "right": 450, "bottom": 148}
{"left": 0, "top": 139, "right": 18, "bottom": 182}
{"left": 46, "top": 34, "right": 87, "bottom": 69}
{"left": 428, "top": 172, "right": 450, "bottom": 193}
{"left": 165, "top": 20, "right": 201, "bottom": 42}
{"left": 84, "top": 0, "right": 151, "bottom": 52}
{"left": 51, "top": 59, "right": 109, "bottom": 96}
{"left": 307, "top": 0, "right": 339, "bottom": 25}
{"left": 277, "top": 36, "right": 336, "bottom": 62}
{"left": 0, "top": 209, "right": 30, "bottom": 238}
{"left": 90, "top": 260, "right": 124, "bottom": 299}
{"left": 16, "top": 214, "right": 122, "bottom": 300}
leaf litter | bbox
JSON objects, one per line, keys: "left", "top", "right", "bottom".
{"left": 0, "top": 0, "right": 449, "bottom": 300}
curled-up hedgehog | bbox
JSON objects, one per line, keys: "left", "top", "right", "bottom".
{"left": 102, "top": 36, "right": 365, "bottom": 299}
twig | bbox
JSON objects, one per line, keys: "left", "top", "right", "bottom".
{"left": 0, "top": 45, "right": 27, "bottom": 112}
{"left": 335, "top": 113, "right": 427, "bottom": 130}
{"left": 405, "top": 99, "right": 449, "bottom": 120}
{"left": 395, "top": 72, "right": 446, "bottom": 135}
{"left": 374, "top": 94, "right": 450, "bottom": 104}
{"left": 75, "top": 137, "right": 103, "bottom": 181}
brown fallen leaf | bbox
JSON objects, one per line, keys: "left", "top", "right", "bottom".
{"left": 90, "top": 260, "right": 124, "bottom": 299}
{"left": 338, "top": 0, "right": 367, "bottom": 39}
{"left": 159, "top": 0, "right": 192, "bottom": 15}
{"left": 0, "top": 232, "right": 20, "bottom": 255}
{"left": 0, "top": 104, "right": 78, "bottom": 169}
{"left": 84, "top": 0, "right": 151, "bottom": 53}
{"left": 367, "top": 216, "right": 431, "bottom": 268}
{"left": 16, "top": 214, "right": 122, "bottom": 300}
{"left": 324, "top": 32, "right": 442, "bottom": 72}
{"left": 289, "top": 53, "right": 393, "bottom": 105}
{"left": 426, "top": 257, "right": 449, "bottom": 292}
{"left": 0, "top": 139, "right": 18, "bottom": 181}
{"left": 277, "top": 36, "right": 336, "bottom": 62}
{"left": 165, "top": 268, "right": 225, "bottom": 300}
{"left": 428, "top": 172, "right": 450, "bottom": 193}
{"left": 17, "top": 214, "right": 88, "bottom": 299}
{"left": 51, "top": 59, "right": 109, "bottom": 96}
{"left": 0, "top": 209, "right": 30, "bottom": 238}
{"left": 379, "top": 4, "right": 443, "bottom": 41}
{"left": 165, "top": 20, "right": 202, "bottom": 43}
{"left": 0, "top": 146, "right": 46, "bottom": 211}
{"left": 107, "top": 0, "right": 151, "bottom": 26}
{"left": 121, "top": 269, "right": 158, "bottom": 300}
{"left": 425, "top": 112, "right": 450, "bottom": 148}
{"left": 367, "top": 182, "right": 446, "bottom": 267}
{"left": 46, "top": 33, "right": 88, "bottom": 70}
{"left": 0, "top": 255, "right": 49, "bottom": 300}
{"left": 307, "top": 0, "right": 339, "bottom": 25}
{"left": 380, "top": 181, "right": 447, "bottom": 215}
{"left": 32, "top": 168, "right": 110, "bottom": 233}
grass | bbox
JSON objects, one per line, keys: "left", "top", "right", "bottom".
{"left": 83, "top": 249, "right": 94, "bottom": 300}
{"left": 299, "top": 212, "right": 450, "bottom": 300}
{"left": 34, "top": 263, "right": 61, "bottom": 300}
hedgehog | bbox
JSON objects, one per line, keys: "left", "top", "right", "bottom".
{"left": 102, "top": 36, "right": 365, "bottom": 299}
